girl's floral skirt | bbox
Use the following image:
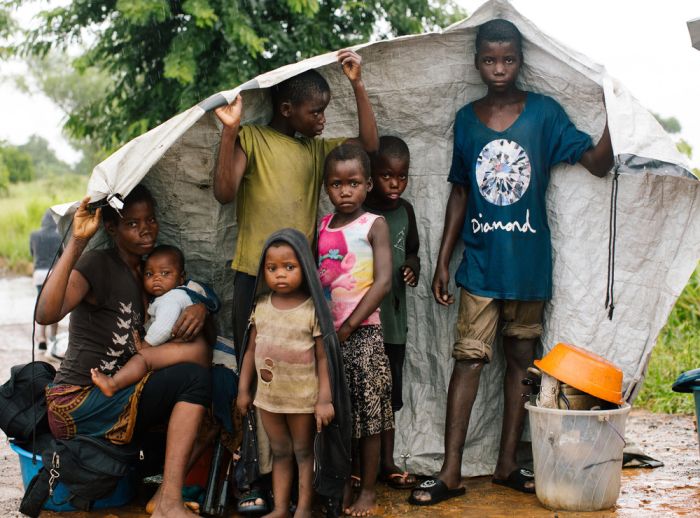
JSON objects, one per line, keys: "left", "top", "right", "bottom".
{"left": 341, "top": 325, "right": 394, "bottom": 439}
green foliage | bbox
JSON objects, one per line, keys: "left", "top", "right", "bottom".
{"left": 637, "top": 265, "right": 700, "bottom": 414}
{"left": 651, "top": 111, "right": 695, "bottom": 167}
{"left": 116, "top": 0, "right": 172, "bottom": 25}
{"left": 17, "top": 135, "right": 74, "bottom": 178}
{"left": 652, "top": 112, "right": 682, "bottom": 134}
{"left": 182, "top": 0, "right": 219, "bottom": 28}
{"left": 0, "top": 1, "right": 16, "bottom": 58}
{"left": 0, "top": 175, "right": 87, "bottom": 271}
{"left": 0, "top": 145, "right": 35, "bottom": 182}
{"left": 0, "top": 153, "right": 9, "bottom": 194}
{"left": 17, "top": 0, "right": 465, "bottom": 149}
{"left": 0, "top": 136, "right": 76, "bottom": 185}
{"left": 676, "top": 138, "right": 693, "bottom": 159}
{"left": 13, "top": 52, "right": 110, "bottom": 171}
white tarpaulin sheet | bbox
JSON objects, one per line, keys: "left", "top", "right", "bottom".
{"left": 689, "top": 17, "right": 700, "bottom": 50}
{"left": 69, "top": 0, "right": 700, "bottom": 476}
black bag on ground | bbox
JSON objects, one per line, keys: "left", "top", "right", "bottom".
{"left": 235, "top": 412, "right": 261, "bottom": 488}
{"left": 0, "top": 361, "right": 55, "bottom": 441}
{"left": 313, "top": 423, "right": 350, "bottom": 498}
{"left": 19, "top": 435, "right": 139, "bottom": 516}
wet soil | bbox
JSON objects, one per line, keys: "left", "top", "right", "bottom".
{"left": 1, "top": 276, "right": 698, "bottom": 517}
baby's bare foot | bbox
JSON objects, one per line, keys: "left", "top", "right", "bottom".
{"left": 91, "top": 368, "right": 118, "bottom": 397}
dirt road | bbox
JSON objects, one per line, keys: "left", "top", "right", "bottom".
{"left": 0, "top": 275, "right": 698, "bottom": 517}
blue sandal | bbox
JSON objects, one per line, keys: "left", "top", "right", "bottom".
{"left": 236, "top": 488, "right": 270, "bottom": 515}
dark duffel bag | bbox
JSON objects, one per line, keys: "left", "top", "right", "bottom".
{"left": 0, "top": 361, "right": 55, "bottom": 441}
{"left": 20, "top": 434, "right": 139, "bottom": 517}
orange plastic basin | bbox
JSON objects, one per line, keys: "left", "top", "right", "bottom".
{"left": 534, "top": 343, "right": 624, "bottom": 404}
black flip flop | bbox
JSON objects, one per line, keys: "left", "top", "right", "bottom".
{"left": 492, "top": 468, "right": 536, "bottom": 494}
{"left": 408, "top": 478, "right": 466, "bottom": 506}
{"left": 381, "top": 470, "right": 418, "bottom": 490}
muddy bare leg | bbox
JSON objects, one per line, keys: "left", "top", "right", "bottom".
{"left": 91, "top": 354, "right": 149, "bottom": 397}
{"left": 260, "top": 409, "right": 293, "bottom": 518}
{"left": 138, "top": 336, "right": 211, "bottom": 370}
{"left": 150, "top": 401, "right": 206, "bottom": 518}
{"left": 411, "top": 360, "right": 483, "bottom": 502}
{"left": 287, "top": 414, "right": 315, "bottom": 518}
{"left": 346, "top": 433, "right": 380, "bottom": 516}
{"left": 493, "top": 337, "right": 536, "bottom": 489}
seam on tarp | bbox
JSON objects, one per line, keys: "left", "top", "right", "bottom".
{"left": 616, "top": 153, "right": 697, "bottom": 180}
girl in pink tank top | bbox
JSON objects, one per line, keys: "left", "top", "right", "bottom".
{"left": 318, "top": 144, "right": 394, "bottom": 515}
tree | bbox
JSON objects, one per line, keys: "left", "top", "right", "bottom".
{"left": 0, "top": 153, "right": 9, "bottom": 194}
{"left": 652, "top": 112, "right": 699, "bottom": 177}
{"left": 17, "top": 135, "right": 74, "bottom": 178}
{"left": 16, "top": 0, "right": 465, "bottom": 149}
{"left": 652, "top": 112, "right": 681, "bottom": 134}
{"left": 0, "top": 144, "right": 35, "bottom": 182}
{"left": 676, "top": 138, "right": 693, "bottom": 160}
{"left": 0, "top": 2, "right": 14, "bottom": 58}
{"left": 14, "top": 51, "right": 111, "bottom": 172}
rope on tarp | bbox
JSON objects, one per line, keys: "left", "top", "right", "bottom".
{"left": 605, "top": 164, "right": 620, "bottom": 320}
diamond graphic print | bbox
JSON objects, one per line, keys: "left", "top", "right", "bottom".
{"left": 475, "top": 139, "right": 531, "bottom": 206}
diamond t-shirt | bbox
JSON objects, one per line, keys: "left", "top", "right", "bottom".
{"left": 447, "top": 92, "right": 593, "bottom": 300}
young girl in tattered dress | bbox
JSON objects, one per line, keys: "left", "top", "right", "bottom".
{"left": 237, "top": 234, "right": 335, "bottom": 518}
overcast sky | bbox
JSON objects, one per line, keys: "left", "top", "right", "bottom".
{"left": 1, "top": 0, "right": 699, "bottom": 168}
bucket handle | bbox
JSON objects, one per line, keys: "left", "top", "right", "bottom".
{"left": 598, "top": 415, "right": 626, "bottom": 447}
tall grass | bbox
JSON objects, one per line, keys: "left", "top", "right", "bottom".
{"left": 0, "top": 176, "right": 87, "bottom": 273}
{"left": 636, "top": 265, "right": 700, "bottom": 414}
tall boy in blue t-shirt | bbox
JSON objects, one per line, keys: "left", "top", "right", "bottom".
{"left": 410, "top": 19, "right": 613, "bottom": 505}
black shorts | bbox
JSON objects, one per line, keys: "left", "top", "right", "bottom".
{"left": 383, "top": 343, "right": 406, "bottom": 412}
{"left": 135, "top": 363, "right": 211, "bottom": 435}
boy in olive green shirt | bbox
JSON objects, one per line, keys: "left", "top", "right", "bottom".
{"left": 214, "top": 49, "right": 378, "bottom": 515}
{"left": 214, "top": 49, "right": 378, "bottom": 355}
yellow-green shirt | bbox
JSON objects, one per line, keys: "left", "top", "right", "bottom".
{"left": 233, "top": 125, "right": 345, "bottom": 275}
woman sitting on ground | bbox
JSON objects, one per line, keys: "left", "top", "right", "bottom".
{"left": 36, "top": 185, "right": 212, "bottom": 518}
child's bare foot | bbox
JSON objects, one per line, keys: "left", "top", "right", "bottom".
{"left": 344, "top": 488, "right": 376, "bottom": 516}
{"left": 293, "top": 507, "right": 312, "bottom": 518}
{"left": 91, "top": 368, "right": 118, "bottom": 397}
{"left": 262, "top": 507, "right": 291, "bottom": 518}
{"left": 342, "top": 479, "right": 354, "bottom": 512}
{"left": 145, "top": 500, "right": 199, "bottom": 514}
{"left": 146, "top": 487, "right": 199, "bottom": 515}
{"left": 151, "top": 499, "right": 199, "bottom": 518}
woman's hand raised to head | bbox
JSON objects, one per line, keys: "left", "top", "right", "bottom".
{"left": 73, "top": 196, "right": 102, "bottom": 242}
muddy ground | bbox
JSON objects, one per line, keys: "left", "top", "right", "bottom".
{"left": 1, "top": 275, "right": 698, "bottom": 517}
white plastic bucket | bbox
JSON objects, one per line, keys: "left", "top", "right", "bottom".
{"left": 526, "top": 402, "right": 631, "bottom": 511}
